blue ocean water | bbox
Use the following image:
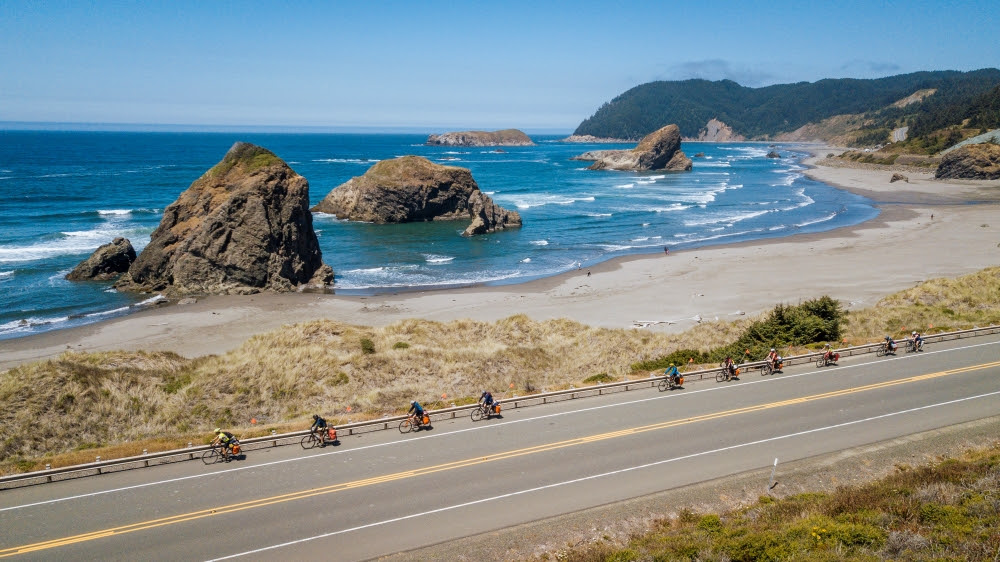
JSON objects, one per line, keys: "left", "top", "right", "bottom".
{"left": 0, "top": 131, "right": 878, "bottom": 339}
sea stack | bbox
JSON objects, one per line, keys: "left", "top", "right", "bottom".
{"left": 426, "top": 129, "right": 534, "bottom": 146}
{"left": 115, "top": 142, "right": 333, "bottom": 295}
{"left": 571, "top": 124, "right": 692, "bottom": 172}
{"left": 312, "top": 156, "right": 521, "bottom": 236}
{"left": 66, "top": 237, "right": 136, "bottom": 281}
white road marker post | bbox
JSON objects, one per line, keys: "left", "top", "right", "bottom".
{"left": 768, "top": 457, "right": 779, "bottom": 493}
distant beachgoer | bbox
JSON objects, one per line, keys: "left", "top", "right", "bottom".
{"left": 664, "top": 247, "right": 669, "bottom": 255}
{"left": 587, "top": 271, "right": 591, "bottom": 277}
{"left": 930, "top": 214, "right": 934, "bottom": 220}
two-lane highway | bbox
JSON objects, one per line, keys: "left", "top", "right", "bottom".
{"left": 2, "top": 335, "right": 999, "bottom": 560}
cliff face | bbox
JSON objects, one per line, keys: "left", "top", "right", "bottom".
{"left": 572, "top": 124, "right": 692, "bottom": 172}
{"left": 426, "top": 129, "right": 534, "bottom": 146}
{"left": 311, "top": 156, "right": 521, "bottom": 236}
{"left": 935, "top": 143, "right": 1000, "bottom": 180}
{"left": 116, "top": 142, "right": 332, "bottom": 295}
{"left": 66, "top": 237, "right": 136, "bottom": 281}
{"left": 690, "top": 118, "right": 745, "bottom": 142}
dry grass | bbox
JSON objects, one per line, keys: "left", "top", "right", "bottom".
{"left": 3, "top": 266, "right": 1000, "bottom": 474}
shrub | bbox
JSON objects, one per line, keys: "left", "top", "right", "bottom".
{"left": 360, "top": 337, "right": 376, "bottom": 354}
{"left": 631, "top": 349, "right": 711, "bottom": 372}
{"left": 392, "top": 341, "right": 410, "bottom": 349}
{"left": 583, "top": 373, "right": 614, "bottom": 384}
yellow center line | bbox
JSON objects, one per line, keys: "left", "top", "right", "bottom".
{"left": 4, "top": 360, "right": 999, "bottom": 557}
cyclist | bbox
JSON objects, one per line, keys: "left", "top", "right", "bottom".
{"left": 211, "top": 428, "right": 237, "bottom": 461}
{"left": 478, "top": 390, "right": 496, "bottom": 413}
{"left": 663, "top": 363, "right": 681, "bottom": 385}
{"left": 723, "top": 356, "right": 738, "bottom": 379}
{"left": 884, "top": 335, "right": 897, "bottom": 354}
{"left": 408, "top": 400, "right": 426, "bottom": 426}
{"left": 911, "top": 331, "right": 924, "bottom": 351}
{"left": 823, "top": 343, "right": 835, "bottom": 364}
{"left": 766, "top": 348, "right": 781, "bottom": 370}
{"left": 310, "top": 414, "right": 329, "bottom": 446}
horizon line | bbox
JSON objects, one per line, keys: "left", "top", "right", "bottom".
{"left": 0, "top": 121, "right": 574, "bottom": 135}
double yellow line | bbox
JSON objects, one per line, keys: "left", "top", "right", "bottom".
{"left": 4, "top": 360, "right": 999, "bottom": 557}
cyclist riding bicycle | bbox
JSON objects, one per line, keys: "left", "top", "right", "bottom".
{"left": 911, "top": 331, "right": 924, "bottom": 351}
{"left": 211, "top": 428, "right": 237, "bottom": 461}
{"left": 884, "top": 335, "right": 897, "bottom": 354}
{"left": 311, "top": 414, "right": 328, "bottom": 445}
{"left": 723, "top": 356, "right": 738, "bottom": 378}
{"left": 823, "top": 343, "right": 836, "bottom": 363}
{"left": 478, "top": 390, "right": 496, "bottom": 413}
{"left": 766, "top": 348, "right": 781, "bottom": 369}
{"left": 408, "top": 400, "right": 426, "bottom": 425}
{"left": 663, "top": 363, "right": 681, "bottom": 384}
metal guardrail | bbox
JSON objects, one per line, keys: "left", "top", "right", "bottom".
{"left": 3, "top": 324, "right": 998, "bottom": 490}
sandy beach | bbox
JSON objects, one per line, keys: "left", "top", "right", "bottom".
{"left": 2, "top": 150, "right": 998, "bottom": 370}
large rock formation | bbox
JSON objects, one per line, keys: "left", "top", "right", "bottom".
{"left": 426, "top": 129, "right": 534, "bottom": 146}
{"left": 311, "top": 156, "right": 521, "bottom": 237}
{"left": 691, "top": 118, "right": 745, "bottom": 142}
{"left": 571, "top": 124, "right": 692, "bottom": 172}
{"left": 66, "top": 237, "right": 136, "bottom": 281}
{"left": 115, "top": 142, "right": 333, "bottom": 295}
{"left": 935, "top": 143, "right": 1000, "bottom": 180}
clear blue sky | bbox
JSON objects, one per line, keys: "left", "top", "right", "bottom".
{"left": 1, "top": 0, "right": 998, "bottom": 132}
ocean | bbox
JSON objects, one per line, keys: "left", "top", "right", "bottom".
{"left": 0, "top": 131, "right": 878, "bottom": 340}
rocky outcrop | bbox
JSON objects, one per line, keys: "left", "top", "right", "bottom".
{"left": 694, "top": 152, "right": 706, "bottom": 158}
{"left": 426, "top": 129, "right": 534, "bottom": 146}
{"left": 691, "top": 118, "right": 745, "bottom": 142}
{"left": 571, "top": 124, "right": 692, "bottom": 172}
{"left": 766, "top": 151, "right": 781, "bottom": 158}
{"left": 890, "top": 173, "right": 909, "bottom": 183}
{"left": 116, "top": 142, "right": 332, "bottom": 295}
{"left": 312, "top": 156, "right": 521, "bottom": 237}
{"left": 66, "top": 237, "right": 136, "bottom": 281}
{"left": 560, "top": 134, "right": 630, "bottom": 143}
{"left": 935, "top": 143, "right": 1000, "bottom": 180}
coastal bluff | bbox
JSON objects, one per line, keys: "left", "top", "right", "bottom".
{"left": 311, "top": 156, "right": 521, "bottom": 236}
{"left": 571, "top": 124, "right": 692, "bottom": 172}
{"left": 935, "top": 143, "right": 1000, "bottom": 180}
{"left": 115, "top": 142, "right": 333, "bottom": 295}
{"left": 426, "top": 129, "right": 534, "bottom": 146}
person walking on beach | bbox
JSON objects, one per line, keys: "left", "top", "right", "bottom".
{"left": 663, "top": 246, "right": 669, "bottom": 255}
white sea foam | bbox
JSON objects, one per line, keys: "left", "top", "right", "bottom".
{"left": 97, "top": 209, "right": 133, "bottom": 216}
{"left": 795, "top": 212, "right": 838, "bottom": 228}
{"left": 530, "top": 240, "right": 549, "bottom": 246}
{"left": 0, "top": 271, "right": 13, "bottom": 278}
{"left": 697, "top": 161, "right": 732, "bottom": 167}
{"left": 683, "top": 209, "right": 771, "bottom": 227}
{"left": 635, "top": 179, "right": 655, "bottom": 185}
{"left": 312, "top": 212, "right": 343, "bottom": 221}
{"left": 442, "top": 151, "right": 468, "bottom": 155}
{"left": 601, "top": 244, "right": 632, "bottom": 252}
{"left": 520, "top": 257, "right": 531, "bottom": 263}
{"left": 506, "top": 194, "right": 591, "bottom": 209}
{"left": 0, "top": 224, "right": 151, "bottom": 264}
{"left": 616, "top": 183, "right": 635, "bottom": 189}
{"left": 424, "top": 254, "right": 455, "bottom": 264}
{"left": 312, "top": 158, "right": 377, "bottom": 164}
{"left": 585, "top": 213, "right": 612, "bottom": 217}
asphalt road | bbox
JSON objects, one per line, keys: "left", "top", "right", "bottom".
{"left": 2, "top": 334, "right": 999, "bottom": 561}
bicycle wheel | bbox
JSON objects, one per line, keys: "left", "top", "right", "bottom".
{"left": 761, "top": 363, "right": 773, "bottom": 376}
{"left": 398, "top": 419, "right": 412, "bottom": 433}
{"left": 300, "top": 434, "right": 318, "bottom": 449}
{"left": 816, "top": 357, "right": 825, "bottom": 368}
{"left": 201, "top": 448, "right": 221, "bottom": 465}
{"left": 716, "top": 370, "right": 726, "bottom": 383}
{"left": 876, "top": 346, "right": 886, "bottom": 357}
{"left": 657, "top": 379, "right": 668, "bottom": 392}
{"left": 471, "top": 407, "right": 485, "bottom": 421}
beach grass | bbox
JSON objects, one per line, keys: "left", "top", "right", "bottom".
{"left": 543, "top": 443, "right": 1000, "bottom": 562}
{"left": 2, "top": 267, "right": 1000, "bottom": 474}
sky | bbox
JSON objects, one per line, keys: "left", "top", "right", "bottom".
{"left": 1, "top": 0, "right": 998, "bottom": 133}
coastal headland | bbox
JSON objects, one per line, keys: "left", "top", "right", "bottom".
{"left": 1, "top": 148, "right": 998, "bottom": 371}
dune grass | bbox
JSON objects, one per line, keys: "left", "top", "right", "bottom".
{"left": 545, "top": 443, "right": 1000, "bottom": 562}
{"left": 2, "top": 267, "right": 999, "bottom": 474}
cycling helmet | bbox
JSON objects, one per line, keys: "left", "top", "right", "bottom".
{"left": 911, "top": 331, "right": 916, "bottom": 336}
{"left": 885, "top": 336, "right": 890, "bottom": 341}
{"left": 312, "top": 414, "right": 319, "bottom": 420}
{"left": 214, "top": 428, "right": 221, "bottom": 433}
{"left": 410, "top": 400, "right": 415, "bottom": 405}
{"left": 669, "top": 363, "right": 675, "bottom": 367}
{"left": 770, "top": 348, "right": 775, "bottom": 352}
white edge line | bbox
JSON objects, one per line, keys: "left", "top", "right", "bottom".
{"left": 207, "top": 388, "right": 1000, "bottom": 560}
{"left": 3, "top": 338, "right": 998, "bottom": 512}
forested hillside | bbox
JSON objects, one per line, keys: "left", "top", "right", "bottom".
{"left": 574, "top": 69, "right": 1000, "bottom": 142}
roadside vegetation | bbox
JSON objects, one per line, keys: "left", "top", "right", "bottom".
{"left": 541, "top": 443, "right": 1000, "bottom": 561}
{"left": 2, "top": 267, "right": 999, "bottom": 475}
